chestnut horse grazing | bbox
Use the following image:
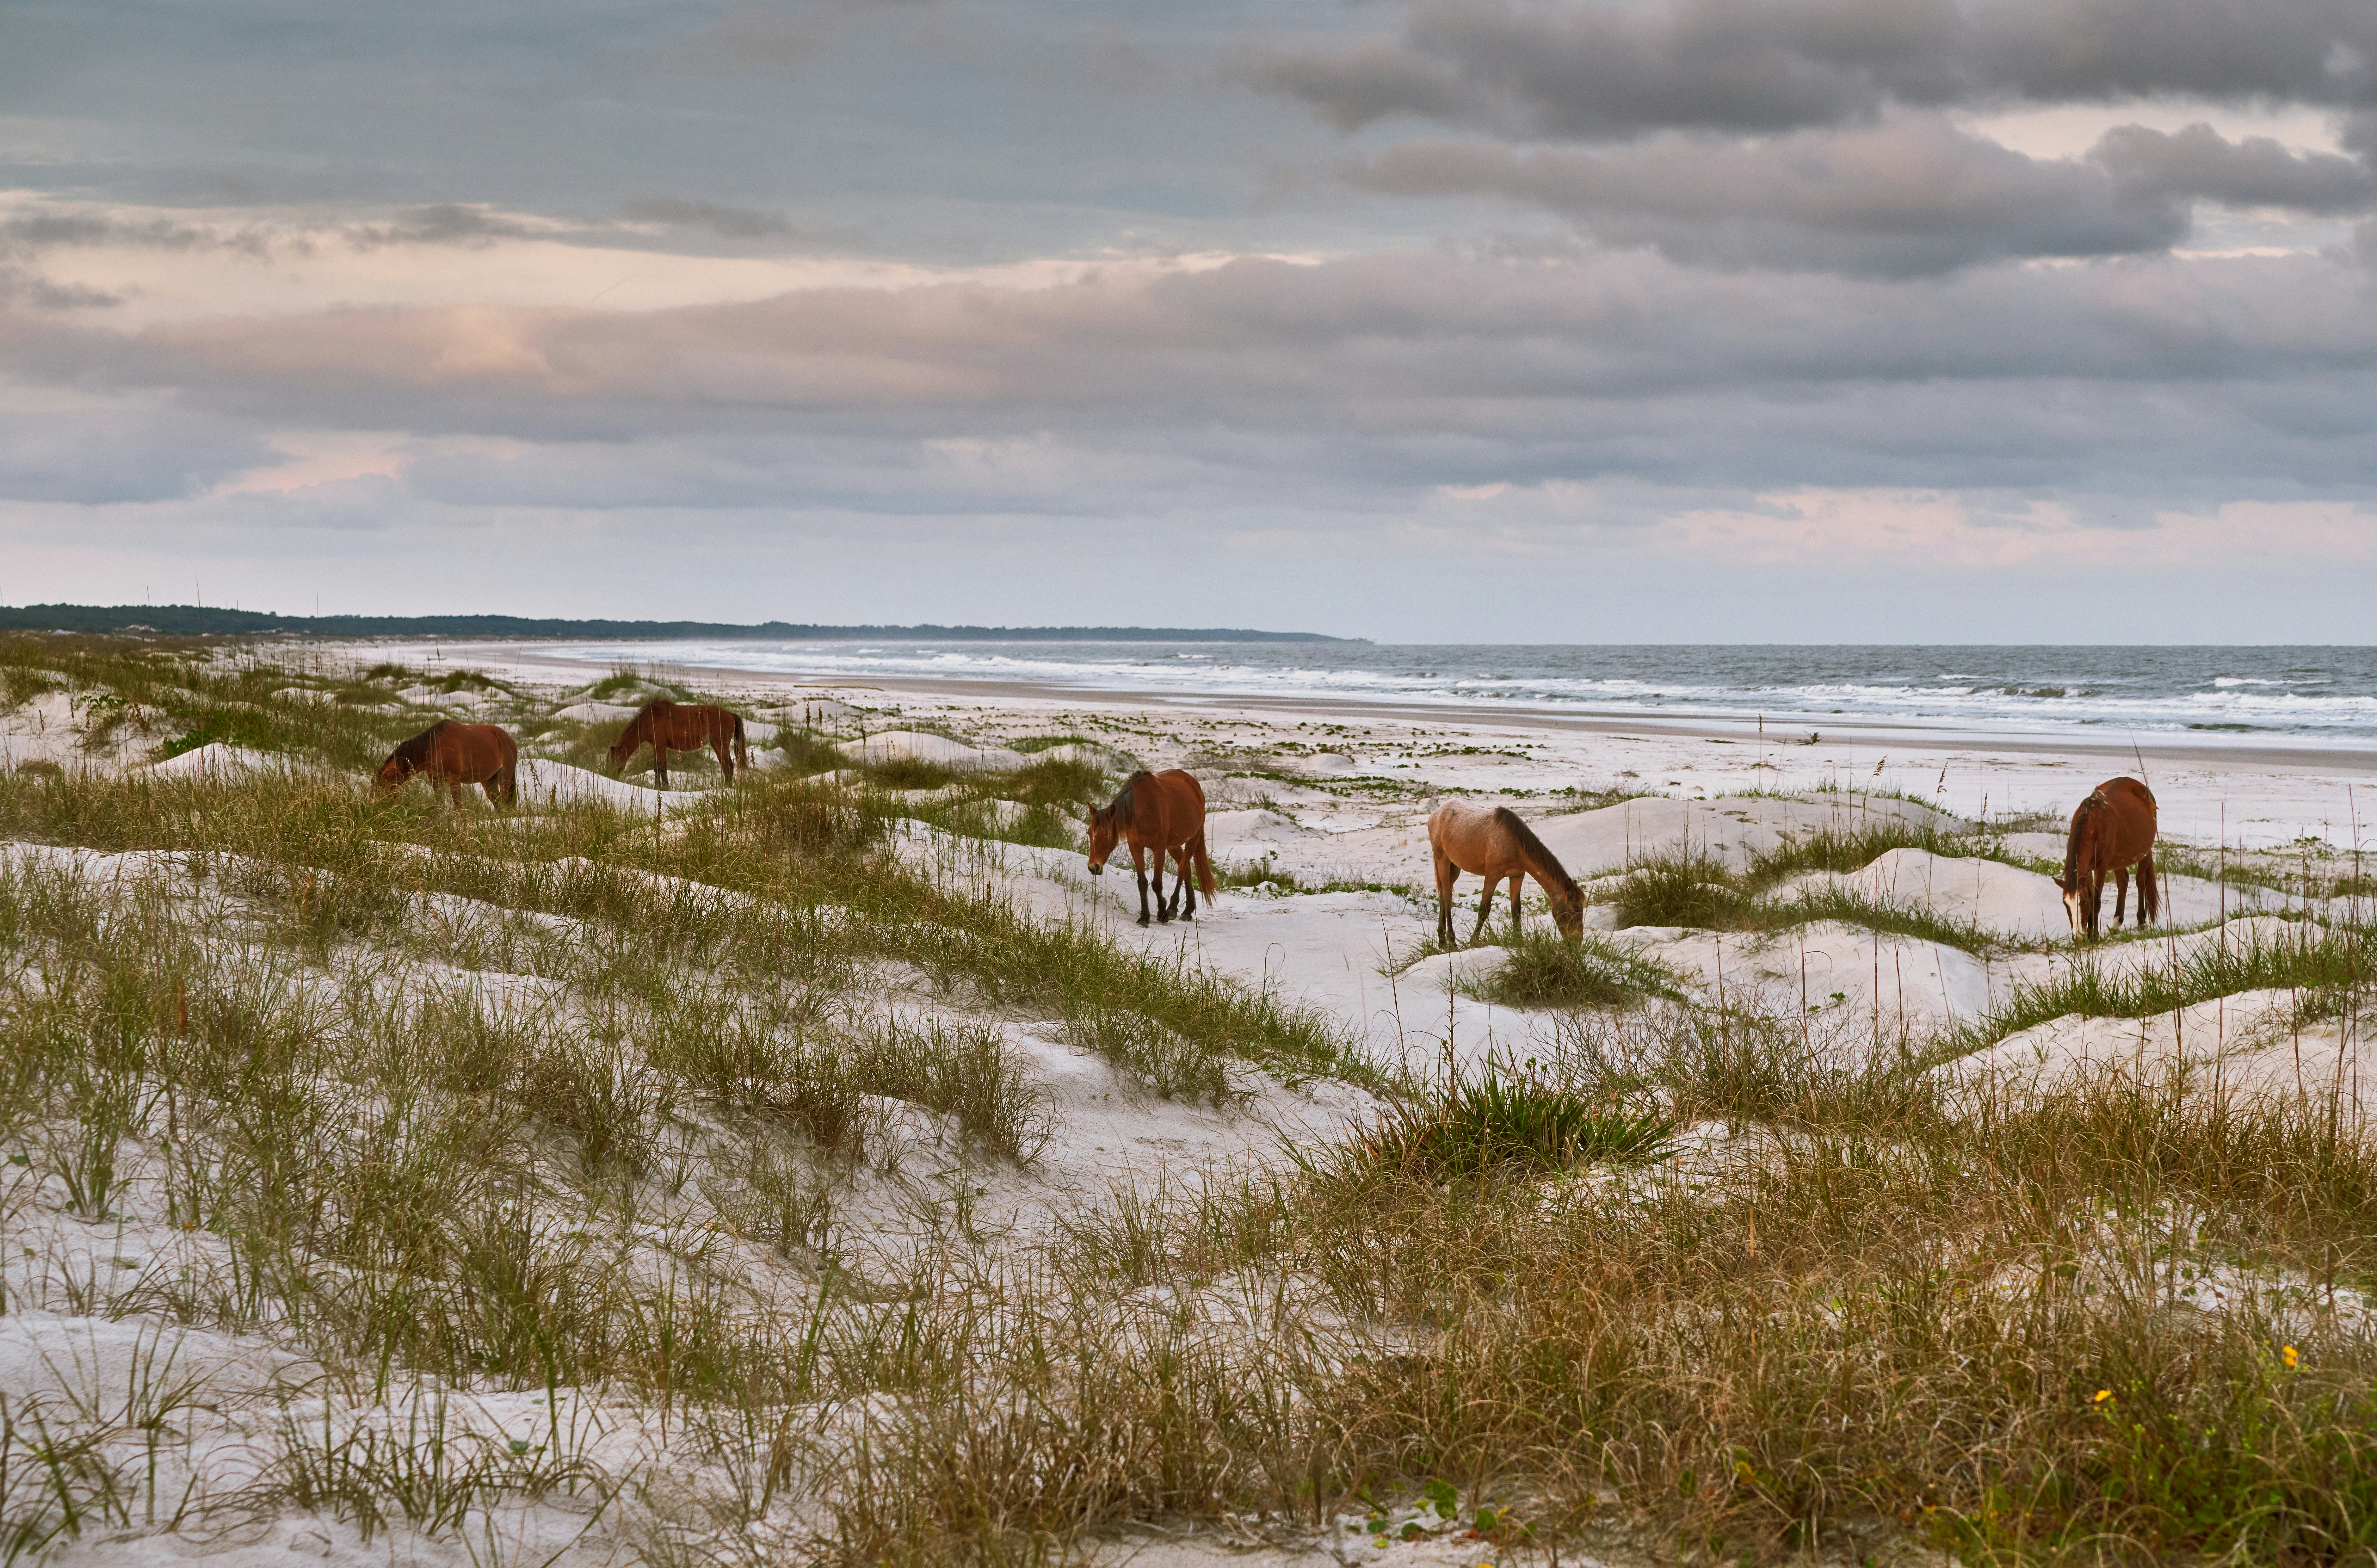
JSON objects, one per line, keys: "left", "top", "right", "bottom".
{"left": 1087, "top": 769, "right": 1216, "bottom": 926}
{"left": 375, "top": 720, "right": 518, "bottom": 806}
{"left": 608, "top": 701, "right": 749, "bottom": 787}
{"left": 1428, "top": 802, "right": 1585, "bottom": 947}
{"left": 2055, "top": 776, "right": 2159, "bottom": 940}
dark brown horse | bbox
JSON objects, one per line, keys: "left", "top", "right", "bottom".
{"left": 2055, "top": 775, "right": 2159, "bottom": 940}
{"left": 374, "top": 720, "right": 518, "bottom": 806}
{"left": 607, "top": 701, "right": 749, "bottom": 787}
{"left": 1087, "top": 769, "right": 1216, "bottom": 926}
{"left": 1428, "top": 802, "right": 1585, "bottom": 947}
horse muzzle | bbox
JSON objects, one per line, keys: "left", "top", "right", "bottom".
{"left": 1087, "top": 862, "right": 1103, "bottom": 876}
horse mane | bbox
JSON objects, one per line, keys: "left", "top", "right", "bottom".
{"left": 1492, "top": 806, "right": 1580, "bottom": 900}
{"left": 391, "top": 720, "right": 451, "bottom": 766}
{"left": 1105, "top": 770, "right": 1154, "bottom": 824}
{"left": 2063, "top": 788, "right": 2110, "bottom": 882}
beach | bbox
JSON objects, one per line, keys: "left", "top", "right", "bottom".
{"left": 3, "top": 633, "right": 2373, "bottom": 1567}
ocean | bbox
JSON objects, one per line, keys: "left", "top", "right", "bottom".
{"left": 542, "top": 642, "right": 2377, "bottom": 747}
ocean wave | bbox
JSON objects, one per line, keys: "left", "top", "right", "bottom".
{"left": 547, "top": 641, "right": 2377, "bottom": 743}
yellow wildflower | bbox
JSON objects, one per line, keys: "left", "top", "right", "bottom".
{"left": 2093, "top": 1389, "right": 2114, "bottom": 1404}
{"left": 2281, "top": 1345, "right": 2300, "bottom": 1369}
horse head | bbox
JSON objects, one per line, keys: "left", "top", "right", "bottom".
{"left": 1549, "top": 884, "right": 1585, "bottom": 943}
{"left": 1085, "top": 805, "right": 1117, "bottom": 875}
{"left": 606, "top": 719, "right": 643, "bottom": 772}
{"left": 372, "top": 752, "right": 415, "bottom": 794}
{"left": 2053, "top": 870, "right": 2091, "bottom": 940}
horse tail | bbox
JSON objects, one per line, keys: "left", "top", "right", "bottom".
{"left": 732, "top": 713, "right": 749, "bottom": 770}
{"left": 1492, "top": 807, "right": 1579, "bottom": 900}
{"left": 1192, "top": 831, "right": 1217, "bottom": 898}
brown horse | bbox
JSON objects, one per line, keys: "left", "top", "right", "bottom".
{"left": 1428, "top": 802, "right": 1585, "bottom": 947}
{"left": 607, "top": 700, "right": 749, "bottom": 787}
{"left": 1087, "top": 769, "right": 1216, "bottom": 926}
{"left": 2055, "top": 776, "right": 2158, "bottom": 940}
{"left": 374, "top": 720, "right": 518, "bottom": 806}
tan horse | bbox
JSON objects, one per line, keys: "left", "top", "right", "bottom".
{"left": 607, "top": 700, "right": 749, "bottom": 787}
{"left": 374, "top": 720, "right": 518, "bottom": 806}
{"left": 1427, "top": 802, "right": 1584, "bottom": 947}
{"left": 2055, "top": 775, "right": 2158, "bottom": 940}
{"left": 1087, "top": 769, "right": 1216, "bottom": 926}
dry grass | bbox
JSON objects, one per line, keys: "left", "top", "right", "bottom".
{"left": 4, "top": 637, "right": 2376, "bottom": 1566}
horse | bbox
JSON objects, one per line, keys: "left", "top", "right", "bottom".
{"left": 374, "top": 720, "right": 518, "bottom": 806}
{"left": 2054, "top": 776, "right": 2158, "bottom": 940}
{"left": 1086, "top": 769, "right": 1216, "bottom": 926}
{"left": 607, "top": 700, "right": 749, "bottom": 787}
{"left": 1427, "top": 802, "right": 1585, "bottom": 948}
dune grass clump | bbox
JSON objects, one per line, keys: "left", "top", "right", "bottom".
{"left": 1461, "top": 929, "right": 1685, "bottom": 1010}
{"left": 1613, "top": 850, "right": 1759, "bottom": 930}
{"left": 774, "top": 733, "right": 849, "bottom": 776}
{"left": 866, "top": 757, "right": 954, "bottom": 791}
{"left": 1329, "top": 1074, "right": 1674, "bottom": 1182}
{"left": 849, "top": 1015, "right": 1051, "bottom": 1164}
{"left": 1552, "top": 999, "right": 1944, "bottom": 1133}
{"left": 1609, "top": 846, "right": 2001, "bottom": 954}
{"left": 1956, "top": 920, "right": 2374, "bottom": 1053}
{"left": 1742, "top": 818, "right": 1952, "bottom": 887}
{"left": 1004, "top": 756, "right": 1104, "bottom": 807}
{"left": 1061, "top": 1006, "right": 1243, "bottom": 1106}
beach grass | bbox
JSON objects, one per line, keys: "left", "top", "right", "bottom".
{"left": 6, "top": 636, "right": 2377, "bottom": 1566}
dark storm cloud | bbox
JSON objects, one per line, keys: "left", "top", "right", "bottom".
{"left": 1349, "top": 120, "right": 2182, "bottom": 275}
{"left": 2091, "top": 124, "right": 2377, "bottom": 213}
{"left": 1348, "top": 120, "right": 2377, "bottom": 275}
{"left": 1243, "top": 0, "right": 2377, "bottom": 140}
{"left": 5, "top": 246, "right": 2372, "bottom": 503}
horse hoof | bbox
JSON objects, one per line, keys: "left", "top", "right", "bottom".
{"left": 1137, "top": 916, "right": 1151, "bottom": 927}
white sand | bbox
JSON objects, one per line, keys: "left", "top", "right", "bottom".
{"left": 5, "top": 641, "right": 2372, "bottom": 1565}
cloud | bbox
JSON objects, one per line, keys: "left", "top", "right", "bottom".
{"left": 1344, "top": 117, "right": 2377, "bottom": 274}
{"left": 1244, "top": 0, "right": 2377, "bottom": 140}
{"left": 1232, "top": 40, "right": 1492, "bottom": 132}
{"left": 339, "top": 204, "right": 549, "bottom": 250}
{"left": 619, "top": 196, "right": 794, "bottom": 239}
{"left": 2090, "top": 122, "right": 2377, "bottom": 213}
{"left": 6, "top": 245, "right": 2372, "bottom": 515}
{"left": 1352, "top": 118, "right": 2189, "bottom": 275}
{"left": 0, "top": 409, "right": 273, "bottom": 503}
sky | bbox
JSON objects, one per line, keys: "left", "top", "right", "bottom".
{"left": 2, "top": 0, "right": 2374, "bottom": 642}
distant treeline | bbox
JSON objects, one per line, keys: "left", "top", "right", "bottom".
{"left": 0, "top": 604, "right": 1352, "bottom": 643}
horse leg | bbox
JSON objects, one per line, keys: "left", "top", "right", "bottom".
{"left": 482, "top": 773, "right": 502, "bottom": 805}
{"left": 1507, "top": 873, "right": 1525, "bottom": 938}
{"left": 1151, "top": 843, "right": 1171, "bottom": 923}
{"left": 2138, "top": 849, "right": 2158, "bottom": 926}
{"left": 1434, "top": 852, "right": 1458, "bottom": 948}
{"left": 2113, "top": 865, "right": 2130, "bottom": 928}
{"left": 713, "top": 728, "right": 734, "bottom": 783}
{"left": 2086, "top": 869, "right": 2105, "bottom": 940}
{"left": 1132, "top": 844, "right": 1152, "bottom": 926}
{"left": 1468, "top": 878, "right": 1497, "bottom": 946}
{"left": 654, "top": 746, "right": 667, "bottom": 791}
{"left": 1172, "top": 846, "right": 1196, "bottom": 920}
